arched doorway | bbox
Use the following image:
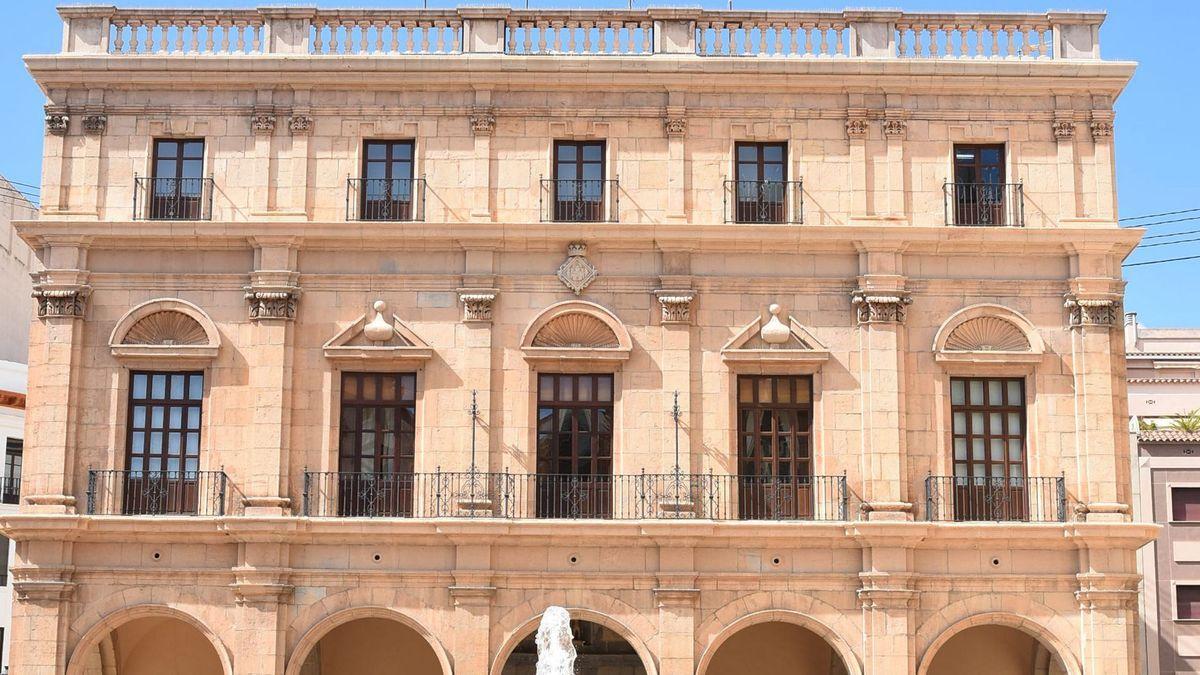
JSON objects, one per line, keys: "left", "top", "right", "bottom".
{"left": 926, "top": 625, "right": 1068, "bottom": 675}
{"left": 74, "top": 615, "right": 225, "bottom": 675}
{"left": 500, "top": 619, "right": 647, "bottom": 675}
{"left": 704, "top": 621, "right": 849, "bottom": 675}
{"left": 297, "top": 617, "right": 445, "bottom": 675}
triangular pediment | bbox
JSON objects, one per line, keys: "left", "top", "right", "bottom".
{"left": 721, "top": 316, "right": 826, "bottom": 352}
{"left": 721, "top": 309, "right": 830, "bottom": 373}
{"left": 323, "top": 305, "right": 433, "bottom": 363}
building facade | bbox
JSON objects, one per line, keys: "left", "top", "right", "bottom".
{"left": 1126, "top": 315, "right": 1200, "bottom": 675}
{"left": 4, "top": 7, "right": 1152, "bottom": 675}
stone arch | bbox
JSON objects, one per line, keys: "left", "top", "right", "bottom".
{"left": 65, "top": 603, "right": 234, "bottom": 675}
{"left": 284, "top": 606, "right": 454, "bottom": 675}
{"left": 695, "top": 609, "right": 863, "bottom": 675}
{"left": 109, "top": 298, "right": 221, "bottom": 348}
{"left": 931, "top": 304, "right": 1044, "bottom": 354}
{"left": 284, "top": 586, "right": 444, "bottom": 656}
{"left": 490, "top": 607, "right": 658, "bottom": 675}
{"left": 520, "top": 300, "right": 632, "bottom": 351}
{"left": 915, "top": 604, "right": 1081, "bottom": 675}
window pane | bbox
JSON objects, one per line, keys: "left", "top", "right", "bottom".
{"left": 951, "top": 380, "right": 965, "bottom": 405}
{"left": 1174, "top": 488, "right": 1200, "bottom": 521}
{"left": 969, "top": 380, "right": 984, "bottom": 404}
{"left": 954, "top": 438, "right": 966, "bottom": 460}
{"left": 987, "top": 380, "right": 1003, "bottom": 406}
{"left": 597, "top": 376, "right": 613, "bottom": 401}
{"left": 1006, "top": 380, "right": 1022, "bottom": 405}
{"left": 152, "top": 374, "right": 167, "bottom": 399}
{"left": 133, "top": 374, "right": 148, "bottom": 399}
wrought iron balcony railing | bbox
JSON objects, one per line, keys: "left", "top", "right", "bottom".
{"left": 924, "top": 475, "right": 1065, "bottom": 523}
{"left": 944, "top": 181, "right": 1025, "bottom": 227}
{"left": 302, "top": 470, "right": 847, "bottom": 521}
{"left": 540, "top": 178, "right": 619, "bottom": 223}
{"left": 346, "top": 177, "right": 426, "bottom": 221}
{"left": 86, "top": 469, "right": 228, "bottom": 516}
{"left": 133, "top": 176, "right": 214, "bottom": 221}
{"left": 1, "top": 475, "right": 19, "bottom": 505}
{"left": 724, "top": 179, "right": 803, "bottom": 224}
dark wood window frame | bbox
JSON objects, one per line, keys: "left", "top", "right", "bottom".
{"left": 3, "top": 438, "right": 21, "bottom": 505}
{"left": 123, "top": 371, "right": 205, "bottom": 515}
{"left": 736, "top": 375, "right": 814, "bottom": 519}
{"left": 149, "top": 138, "right": 206, "bottom": 220}
{"left": 335, "top": 371, "right": 418, "bottom": 517}
{"left": 733, "top": 141, "right": 789, "bottom": 223}
{"left": 950, "top": 377, "right": 1026, "bottom": 481}
{"left": 552, "top": 140, "right": 606, "bottom": 222}
{"left": 536, "top": 373, "right": 615, "bottom": 518}
{"left": 953, "top": 143, "right": 1006, "bottom": 185}
{"left": 360, "top": 139, "right": 416, "bottom": 221}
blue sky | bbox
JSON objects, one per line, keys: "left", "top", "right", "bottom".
{"left": 2, "top": 0, "right": 1197, "bottom": 327}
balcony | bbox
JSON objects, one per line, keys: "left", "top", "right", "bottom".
{"left": 924, "top": 475, "right": 1066, "bottom": 523}
{"left": 944, "top": 182, "right": 1025, "bottom": 227}
{"left": 1, "top": 475, "right": 19, "bottom": 505}
{"left": 724, "top": 180, "right": 803, "bottom": 224}
{"left": 86, "top": 469, "right": 228, "bottom": 516}
{"left": 540, "top": 179, "right": 619, "bottom": 223}
{"left": 346, "top": 177, "right": 426, "bottom": 222}
{"left": 302, "top": 470, "right": 848, "bottom": 521}
{"left": 133, "top": 176, "right": 214, "bottom": 221}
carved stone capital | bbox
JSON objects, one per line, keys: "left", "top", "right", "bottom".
{"left": 1076, "top": 573, "right": 1139, "bottom": 610}
{"left": 458, "top": 288, "right": 498, "bottom": 323}
{"left": 1064, "top": 293, "right": 1120, "bottom": 329}
{"left": 1052, "top": 118, "right": 1076, "bottom": 141}
{"left": 654, "top": 289, "right": 695, "bottom": 325}
{"left": 82, "top": 114, "right": 107, "bottom": 135}
{"left": 245, "top": 285, "right": 301, "bottom": 321}
{"left": 470, "top": 108, "right": 496, "bottom": 136}
{"left": 653, "top": 587, "right": 700, "bottom": 608}
{"left": 32, "top": 284, "right": 91, "bottom": 319}
{"left": 851, "top": 290, "right": 911, "bottom": 324}
{"left": 232, "top": 567, "right": 293, "bottom": 606}
{"left": 289, "top": 114, "right": 313, "bottom": 135}
{"left": 882, "top": 118, "right": 906, "bottom": 138}
{"left": 664, "top": 116, "right": 687, "bottom": 137}
{"left": 45, "top": 108, "right": 69, "bottom": 136}
{"left": 845, "top": 117, "right": 869, "bottom": 139}
{"left": 557, "top": 242, "right": 598, "bottom": 295}
{"left": 251, "top": 113, "right": 276, "bottom": 135}
{"left": 1090, "top": 119, "right": 1114, "bottom": 140}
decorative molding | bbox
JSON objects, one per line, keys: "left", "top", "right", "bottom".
{"left": 1064, "top": 293, "right": 1120, "bottom": 329}
{"left": 32, "top": 285, "right": 90, "bottom": 319}
{"left": 251, "top": 112, "right": 276, "bottom": 135}
{"left": 1075, "top": 573, "right": 1139, "bottom": 610}
{"left": 858, "top": 572, "right": 918, "bottom": 609}
{"left": 245, "top": 286, "right": 300, "bottom": 321}
{"left": 520, "top": 300, "right": 632, "bottom": 369}
{"left": 1090, "top": 119, "right": 1113, "bottom": 140}
{"left": 11, "top": 566, "right": 75, "bottom": 603}
{"left": 109, "top": 298, "right": 221, "bottom": 364}
{"left": 469, "top": 108, "right": 496, "bottom": 136}
{"left": 288, "top": 114, "right": 313, "bottom": 135}
{"left": 664, "top": 116, "right": 687, "bottom": 137}
{"left": 532, "top": 313, "right": 619, "bottom": 348}
{"left": 556, "top": 242, "right": 598, "bottom": 295}
{"left": 458, "top": 289, "right": 498, "bottom": 323}
{"left": 448, "top": 585, "right": 497, "bottom": 607}
{"left": 232, "top": 567, "right": 293, "bottom": 606}
{"left": 654, "top": 290, "right": 694, "bottom": 324}
{"left": 122, "top": 311, "right": 209, "bottom": 346}
{"left": 81, "top": 114, "right": 107, "bottom": 135}
{"left": 944, "top": 316, "right": 1030, "bottom": 352}
{"left": 851, "top": 291, "right": 912, "bottom": 324}
{"left": 882, "top": 118, "right": 906, "bottom": 138}
{"left": 323, "top": 300, "right": 434, "bottom": 364}
{"left": 845, "top": 117, "right": 869, "bottom": 139}
{"left": 652, "top": 587, "right": 700, "bottom": 608}
{"left": 721, "top": 305, "right": 831, "bottom": 373}
{"left": 44, "top": 108, "right": 69, "bottom": 136}
{"left": 1052, "top": 119, "right": 1076, "bottom": 140}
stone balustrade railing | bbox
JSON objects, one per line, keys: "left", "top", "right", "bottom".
{"left": 57, "top": 6, "right": 1105, "bottom": 60}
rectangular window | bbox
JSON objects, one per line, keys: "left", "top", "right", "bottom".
{"left": 1173, "top": 487, "right": 1200, "bottom": 521}
{"left": 734, "top": 142, "right": 787, "bottom": 223}
{"left": 3, "top": 438, "right": 21, "bottom": 505}
{"left": 952, "top": 144, "right": 1006, "bottom": 226}
{"left": 125, "top": 371, "right": 204, "bottom": 514}
{"left": 1179, "top": 585, "right": 1200, "bottom": 620}
{"left": 552, "top": 140, "right": 606, "bottom": 222}
{"left": 950, "top": 377, "right": 1027, "bottom": 520}
{"left": 536, "top": 373, "right": 614, "bottom": 517}
{"left": 149, "top": 139, "right": 205, "bottom": 220}
{"left": 360, "top": 140, "right": 415, "bottom": 221}
{"left": 337, "top": 372, "right": 417, "bottom": 517}
{"left": 736, "top": 375, "right": 813, "bottom": 519}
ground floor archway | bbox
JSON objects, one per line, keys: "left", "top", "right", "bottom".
{"left": 74, "top": 614, "right": 225, "bottom": 675}
{"left": 703, "top": 620, "right": 849, "bottom": 675}
{"left": 500, "top": 618, "right": 647, "bottom": 675}
{"left": 926, "top": 624, "right": 1069, "bottom": 675}
{"left": 297, "top": 617, "right": 445, "bottom": 675}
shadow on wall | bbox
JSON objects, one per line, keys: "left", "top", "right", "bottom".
{"left": 927, "top": 625, "right": 1067, "bottom": 675}
{"left": 78, "top": 616, "right": 223, "bottom": 675}
{"left": 299, "top": 618, "right": 442, "bottom": 675}
{"left": 706, "top": 621, "right": 848, "bottom": 675}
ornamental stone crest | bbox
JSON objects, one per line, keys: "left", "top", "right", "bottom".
{"left": 245, "top": 287, "right": 300, "bottom": 321}
{"left": 655, "top": 290, "right": 695, "bottom": 324}
{"left": 458, "top": 289, "right": 498, "bottom": 322}
{"left": 251, "top": 113, "right": 276, "bottom": 135}
{"left": 45, "top": 112, "right": 69, "bottom": 135}
{"left": 470, "top": 109, "right": 496, "bottom": 136}
{"left": 664, "top": 117, "right": 687, "bottom": 137}
{"left": 851, "top": 290, "right": 912, "bottom": 324}
{"left": 32, "top": 286, "right": 90, "bottom": 319}
{"left": 882, "top": 119, "right": 906, "bottom": 138}
{"left": 1064, "top": 294, "right": 1119, "bottom": 329}
{"left": 82, "top": 114, "right": 107, "bottom": 135}
{"left": 845, "top": 118, "right": 868, "bottom": 139}
{"left": 556, "top": 242, "right": 598, "bottom": 296}
{"left": 1052, "top": 119, "right": 1076, "bottom": 140}
{"left": 289, "top": 115, "right": 313, "bottom": 135}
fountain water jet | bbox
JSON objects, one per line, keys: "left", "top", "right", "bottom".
{"left": 535, "top": 606, "right": 576, "bottom": 675}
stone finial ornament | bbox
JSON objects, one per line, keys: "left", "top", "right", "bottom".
{"left": 363, "top": 301, "right": 394, "bottom": 342}
{"left": 759, "top": 304, "right": 791, "bottom": 347}
{"left": 556, "top": 242, "right": 598, "bottom": 295}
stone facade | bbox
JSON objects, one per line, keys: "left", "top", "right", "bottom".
{"left": 1, "top": 6, "right": 1153, "bottom": 675}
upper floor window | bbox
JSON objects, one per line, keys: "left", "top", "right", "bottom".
{"left": 546, "top": 141, "right": 612, "bottom": 223}
{"left": 950, "top": 377, "right": 1027, "bottom": 520}
{"left": 124, "top": 371, "right": 204, "bottom": 514}
{"left": 730, "top": 142, "right": 797, "bottom": 224}
{"left": 336, "top": 372, "right": 417, "bottom": 517}
{"left": 140, "top": 139, "right": 210, "bottom": 220}
{"left": 536, "top": 373, "right": 614, "bottom": 517}
{"left": 1179, "top": 585, "right": 1200, "bottom": 620}
{"left": 354, "top": 140, "right": 422, "bottom": 221}
{"left": 1173, "top": 487, "right": 1200, "bottom": 522}
{"left": 2, "top": 438, "right": 20, "bottom": 505}
{"left": 737, "top": 375, "right": 813, "bottom": 519}
{"left": 947, "top": 144, "right": 1022, "bottom": 226}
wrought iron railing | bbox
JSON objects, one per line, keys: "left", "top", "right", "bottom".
{"left": 86, "top": 469, "right": 228, "bottom": 516}
{"left": 133, "top": 176, "right": 214, "bottom": 220}
{"left": 346, "top": 177, "right": 426, "bottom": 221}
{"left": 540, "top": 178, "right": 619, "bottom": 223}
{"left": 943, "top": 181, "right": 1024, "bottom": 227}
{"left": 723, "top": 179, "right": 803, "bottom": 224}
{"left": 925, "top": 475, "right": 1065, "bottom": 522}
{"left": 1, "top": 475, "right": 19, "bottom": 505}
{"left": 302, "top": 470, "right": 847, "bottom": 521}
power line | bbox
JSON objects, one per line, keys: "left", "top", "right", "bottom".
{"left": 1121, "top": 215, "right": 1200, "bottom": 229}
{"left": 1142, "top": 227, "right": 1200, "bottom": 241}
{"left": 0, "top": 178, "right": 41, "bottom": 192}
{"left": 1137, "top": 236, "right": 1200, "bottom": 249}
{"left": 1124, "top": 254, "right": 1200, "bottom": 268}
{"left": 1120, "top": 207, "right": 1200, "bottom": 222}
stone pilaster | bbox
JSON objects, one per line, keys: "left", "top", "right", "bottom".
{"left": 654, "top": 581, "right": 699, "bottom": 675}
{"left": 41, "top": 103, "right": 69, "bottom": 213}
{"left": 883, "top": 104, "right": 906, "bottom": 217}
{"left": 846, "top": 107, "right": 869, "bottom": 217}
{"left": 232, "top": 542, "right": 292, "bottom": 675}
{"left": 470, "top": 90, "right": 495, "bottom": 221}
{"left": 450, "top": 543, "right": 495, "bottom": 675}
{"left": 1090, "top": 105, "right": 1116, "bottom": 221}
{"left": 1075, "top": 563, "right": 1140, "bottom": 675}
{"left": 664, "top": 101, "right": 687, "bottom": 222}
{"left": 281, "top": 90, "right": 314, "bottom": 216}
{"left": 250, "top": 96, "right": 276, "bottom": 215}
{"left": 459, "top": 247, "right": 499, "bottom": 473}
{"left": 657, "top": 250, "right": 695, "bottom": 477}
{"left": 8, "top": 540, "right": 75, "bottom": 674}
{"left": 1053, "top": 102, "right": 1080, "bottom": 220}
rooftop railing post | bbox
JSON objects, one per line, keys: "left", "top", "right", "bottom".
{"left": 648, "top": 10, "right": 697, "bottom": 55}
{"left": 59, "top": 6, "right": 115, "bottom": 54}
{"left": 847, "top": 11, "right": 900, "bottom": 58}
{"left": 460, "top": 8, "right": 509, "bottom": 54}
{"left": 259, "top": 7, "right": 315, "bottom": 55}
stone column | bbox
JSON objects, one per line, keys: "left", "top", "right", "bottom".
{"left": 852, "top": 245, "right": 911, "bottom": 520}
{"left": 1074, "top": 543, "right": 1142, "bottom": 675}
{"left": 250, "top": 96, "right": 277, "bottom": 216}
{"left": 25, "top": 240, "right": 90, "bottom": 514}
{"left": 1090, "top": 107, "right": 1116, "bottom": 221}
{"left": 882, "top": 108, "right": 906, "bottom": 218}
{"left": 655, "top": 545, "right": 698, "bottom": 675}
{"left": 469, "top": 94, "right": 496, "bottom": 222}
{"left": 854, "top": 526, "right": 918, "bottom": 675}
{"left": 458, "top": 248, "right": 498, "bottom": 483}
{"left": 41, "top": 103, "right": 70, "bottom": 213}
{"left": 663, "top": 102, "right": 687, "bottom": 222}
{"left": 241, "top": 239, "right": 301, "bottom": 516}
{"left": 1052, "top": 106, "right": 1079, "bottom": 221}
{"left": 846, "top": 109, "right": 869, "bottom": 217}
{"left": 282, "top": 91, "right": 313, "bottom": 217}
{"left": 7, "top": 537, "right": 75, "bottom": 675}
{"left": 449, "top": 542, "right": 496, "bottom": 675}
{"left": 231, "top": 541, "right": 292, "bottom": 675}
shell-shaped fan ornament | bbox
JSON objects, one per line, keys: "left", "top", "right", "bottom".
{"left": 759, "top": 304, "right": 790, "bottom": 348}
{"left": 363, "top": 301, "right": 395, "bottom": 343}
